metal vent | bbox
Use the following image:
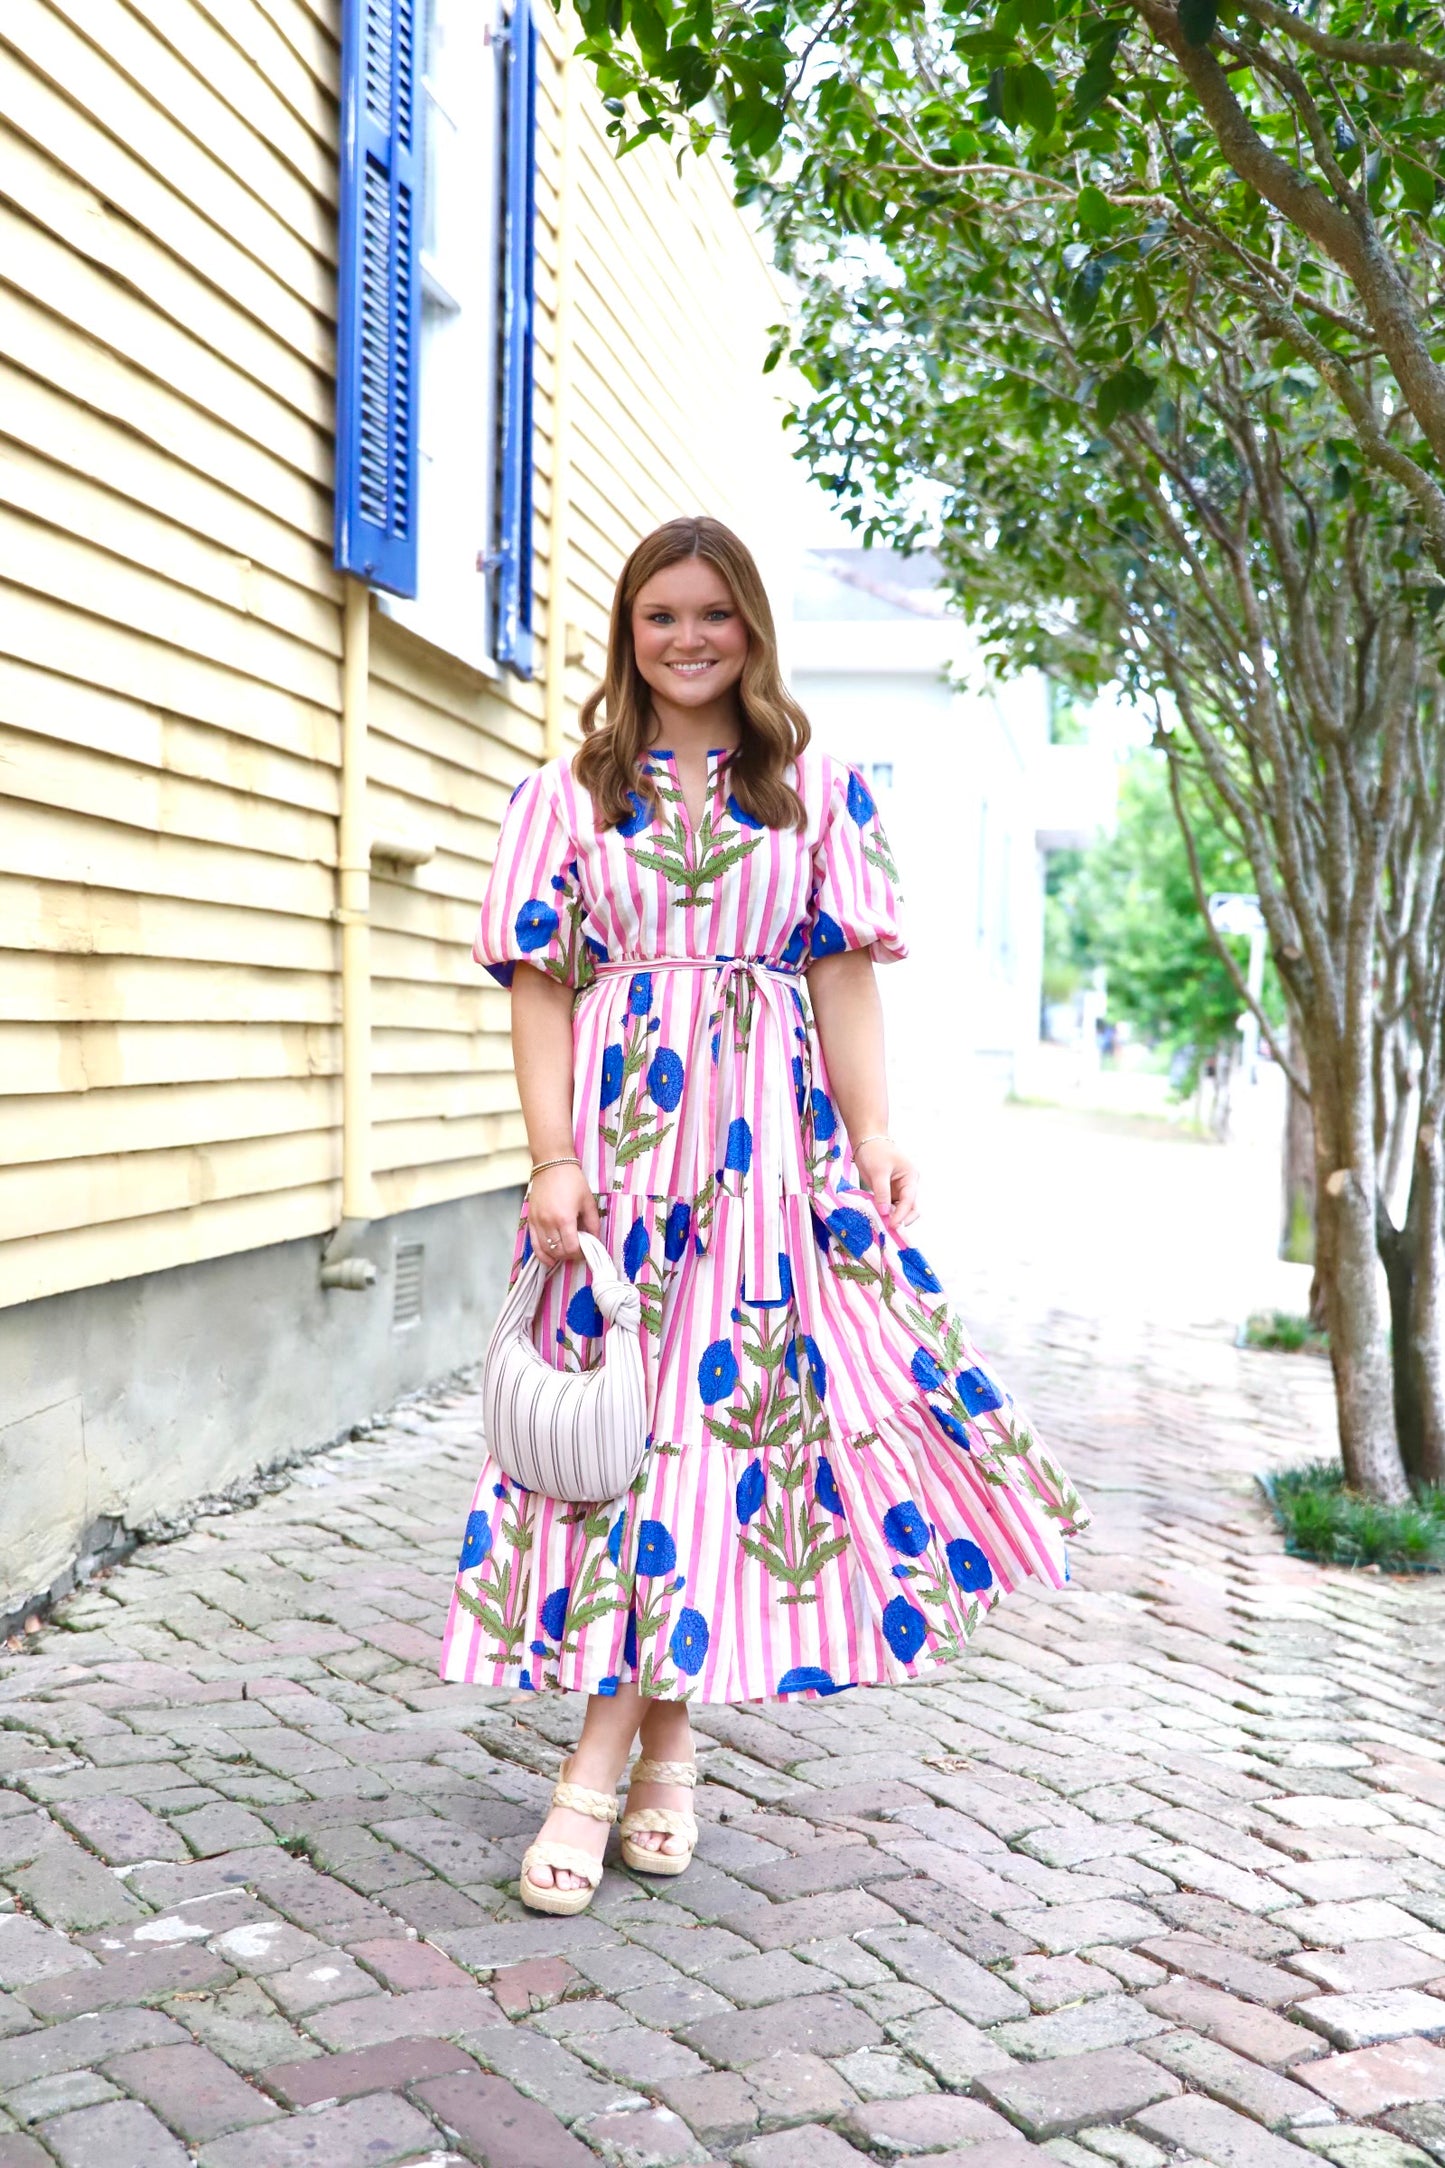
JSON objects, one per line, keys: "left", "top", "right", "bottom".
{"left": 393, "top": 1242, "right": 424, "bottom": 1328}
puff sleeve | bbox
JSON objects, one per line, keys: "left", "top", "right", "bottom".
{"left": 806, "top": 760, "right": 908, "bottom": 966}
{"left": 474, "top": 767, "right": 596, "bottom": 991}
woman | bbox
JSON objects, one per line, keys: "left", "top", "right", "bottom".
{"left": 441, "top": 517, "right": 1088, "bottom": 1914}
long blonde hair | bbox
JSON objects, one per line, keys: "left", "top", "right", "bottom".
{"left": 574, "top": 517, "right": 811, "bottom": 831}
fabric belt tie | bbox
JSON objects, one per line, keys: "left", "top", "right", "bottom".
{"left": 591, "top": 956, "right": 808, "bottom": 1303}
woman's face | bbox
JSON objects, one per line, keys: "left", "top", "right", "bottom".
{"left": 630, "top": 556, "right": 748, "bottom": 713}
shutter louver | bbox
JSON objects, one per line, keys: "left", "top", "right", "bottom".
{"left": 336, "top": 0, "right": 421, "bottom": 597}
{"left": 496, "top": 0, "right": 538, "bottom": 676}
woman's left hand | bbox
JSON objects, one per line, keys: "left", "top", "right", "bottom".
{"left": 853, "top": 1139, "right": 920, "bottom": 1234}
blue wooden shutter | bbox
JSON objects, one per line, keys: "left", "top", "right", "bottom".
{"left": 496, "top": 0, "right": 538, "bottom": 676}
{"left": 335, "top": 0, "right": 421, "bottom": 597}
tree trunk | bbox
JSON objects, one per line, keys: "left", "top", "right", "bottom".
{"left": 1280, "top": 1020, "right": 1314, "bottom": 1267}
{"left": 1380, "top": 1112, "right": 1445, "bottom": 1493}
{"left": 1310, "top": 1051, "right": 1411, "bottom": 1504}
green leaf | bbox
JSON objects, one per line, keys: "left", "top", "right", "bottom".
{"left": 1096, "top": 363, "right": 1154, "bottom": 427}
{"left": 1013, "top": 61, "right": 1057, "bottom": 137}
{"left": 1075, "top": 184, "right": 1112, "bottom": 233}
{"left": 1177, "top": 0, "right": 1217, "bottom": 45}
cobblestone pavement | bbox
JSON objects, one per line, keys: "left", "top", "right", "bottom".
{"left": 4, "top": 1102, "right": 1445, "bottom": 2168}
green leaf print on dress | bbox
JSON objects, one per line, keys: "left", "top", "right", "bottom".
{"left": 624, "top": 766, "right": 762, "bottom": 908}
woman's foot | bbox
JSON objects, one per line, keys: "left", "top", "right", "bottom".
{"left": 522, "top": 1739, "right": 629, "bottom": 1897}
{"left": 621, "top": 1703, "right": 697, "bottom": 1872}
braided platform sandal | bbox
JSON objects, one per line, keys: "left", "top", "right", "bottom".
{"left": 519, "top": 1759, "right": 619, "bottom": 1917}
{"left": 619, "top": 1756, "right": 698, "bottom": 1878}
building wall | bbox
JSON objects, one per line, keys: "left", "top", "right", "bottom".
{"left": 0, "top": 0, "right": 798, "bottom": 1615}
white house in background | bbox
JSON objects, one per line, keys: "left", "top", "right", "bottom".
{"left": 790, "top": 548, "right": 1116, "bottom": 1108}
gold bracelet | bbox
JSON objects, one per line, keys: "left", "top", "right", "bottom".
{"left": 853, "top": 1133, "right": 893, "bottom": 1153}
{"left": 528, "top": 1154, "right": 582, "bottom": 1184}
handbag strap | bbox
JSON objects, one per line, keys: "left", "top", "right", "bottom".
{"left": 494, "top": 1227, "right": 643, "bottom": 1346}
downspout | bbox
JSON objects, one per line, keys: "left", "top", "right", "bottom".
{"left": 321, "top": 574, "right": 378, "bottom": 1289}
{"left": 544, "top": 3, "right": 583, "bottom": 759}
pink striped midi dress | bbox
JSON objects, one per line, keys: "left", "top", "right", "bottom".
{"left": 440, "top": 743, "right": 1089, "bottom": 1704}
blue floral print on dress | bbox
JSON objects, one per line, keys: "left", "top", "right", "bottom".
{"left": 883, "top": 1502, "right": 931, "bottom": 1556}
{"left": 814, "top": 1457, "right": 845, "bottom": 1518}
{"left": 648, "top": 1048, "right": 685, "bottom": 1111}
{"left": 776, "top": 1665, "right": 845, "bottom": 1695}
{"left": 623, "top": 1610, "right": 638, "bottom": 1668}
{"left": 566, "top": 1285, "right": 605, "bottom": 1339}
{"left": 539, "top": 1585, "right": 570, "bottom": 1639}
{"left": 515, "top": 898, "right": 559, "bottom": 952}
{"left": 617, "top": 791, "right": 650, "bottom": 837}
{"left": 810, "top": 909, "right": 846, "bottom": 958}
{"left": 727, "top": 792, "right": 763, "bottom": 830}
{"left": 828, "top": 1206, "right": 874, "bottom": 1259}
{"left": 781, "top": 921, "right": 809, "bottom": 969}
{"left": 599, "top": 1044, "right": 624, "bottom": 1109}
{"left": 882, "top": 1594, "right": 928, "bottom": 1661}
{"left": 725, "top": 1117, "right": 753, "bottom": 1174}
{"left": 776, "top": 1251, "right": 795, "bottom": 1302}
{"left": 699, "top": 1340, "right": 740, "bottom": 1405}
{"left": 933, "top": 1408, "right": 973, "bottom": 1450}
{"left": 458, "top": 1511, "right": 492, "bottom": 1571}
{"left": 635, "top": 1520, "right": 677, "bottom": 1576}
{"left": 623, "top": 1218, "right": 649, "bottom": 1282}
{"left": 911, "top": 1347, "right": 947, "bottom": 1393}
{"left": 607, "top": 1513, "right": 626, "bottom": 1568}
{"left": 785, "top": 1332, "right": 827, "bottom": 1400}
{"left": 670, "top": 1608, "right": 709, "bottom": 1675}
{"left": 899, "top": 1247, "right": 943, "bottom": 1294}
{"left": 663, "top": 1201, "right": 692, "bottom": 1262}
{"left": 847, "top": 770, "right": 877, "bottom": 825}
{"left": 810, "top": 1088, "right": 836, "bottom": 1140}
{"left": 791, "top": 1056, "right": 806, "bottom": 1114}
{"left": 628, "top": 972, "right": 653, "bottom": 1015}
{"left": 947, "top": 1538, "right": 995, "bottom": 1592}
{"left": 956, "top": 1367, "right": 1005, "bottom": 1415}
{"left": 736, "top": 1463, "right": 766, "bottom": 1523}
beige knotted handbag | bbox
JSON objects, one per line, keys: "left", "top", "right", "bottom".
{"left": 482, "top": 1229, "right": 648, "bottom": 1504}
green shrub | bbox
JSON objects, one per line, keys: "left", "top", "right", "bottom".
{"left": 1243, "top": 1310, "right": 1329, "bottom": 1355}
{"left": 1263, "top": 1460, "right": 1445, "bottom": 1572}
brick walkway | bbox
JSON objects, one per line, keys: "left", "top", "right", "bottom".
{"left": 4, "top": 1102, "right": 1445, "bottom": 2168}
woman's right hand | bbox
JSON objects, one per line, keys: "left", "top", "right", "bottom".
{"left": 527, "top": 1162, "right": 601, "bottom": 1264}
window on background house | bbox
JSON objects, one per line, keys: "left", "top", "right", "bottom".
{"left": 333, "top": 0, "right": 538, "bottom": 677}
{"left": 870, "top": 761, "right": 894, "bottom": 793}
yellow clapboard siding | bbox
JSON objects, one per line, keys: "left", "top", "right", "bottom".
{"left": 373, "top": 1070, "right": 517, "bottom": 1124}
{"left": 0, "top": 800, "right": 334, "bottom": 921}
{"left": 0, "top": 1126, "right": 337, "bottom": 1243}
{"left": 3, "top": 0, "right": 329, "bottom": 310}
{"left": 0, "top": 876, "right": 335, "bottom": 974}
{"left": 0, "top": 366, "right": 336, "bottom": 600}
{"left": 369, "top": 880, "right": 484, "bottom": 952}
{"left": 0, "top": 659, "right": 339, "bottom": 818}
{"left": 177, "top": 0, "right": 335, "bottom": 148}
{"left": 0, "top": 110, "right": 331, "bottom": 425}
{"left": 0, "top": 512, "right": 338, "bottom": 713}
{"left": 247, "top": 0, "right": 339, "bottom": 97}
{"left": 1, "top": 292, "right": 332, "bottom": 549}
{"left": 1, "top": 207, "right": 329, "bottom": 487}
{"left": 371, "top": 928, "right": 482, "bottom": 989}
{"left": 43, "top": 0, "right": 333, "bottom": 249}
{"left": 0, "top": 1183, "right": 338, "bottom": 1309}
{"left": 374, "top": 1027, "right": 511, "bottom": 1078}
{"left": 126, "top": 0, "right": 335, "bottom": 195}
{"left": 0, "top": 443, "right": 339, "bottom": 664}
{"left": 372, "top": 1116, "right": 520, "bottom": 1187}
{"left": 0, "top": 728, "right": 336, "bottom": 865}
{"left": 5, "top": 1074, "right": 337, "bottom": 1166}
{"left": 373, "top": 1146, "right": 526, "bottom": 1221}
{"left": 0, "top": 950, "right": 337, "bottom": 1026}
{"left": 0, "top": 1019, "right": 339, "bottom": 1096}
{"left": 1, "top": 586, "right": 340, "bottom": 766}
{"left": 0, "top": 37, "right": 329, "bottom": 366}
{"left": 371, "top": 977, "right": 491, "bottom": 1035}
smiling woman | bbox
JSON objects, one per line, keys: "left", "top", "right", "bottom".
{"left": 441, "top": 517, "right": 1089, "bottom": 1916}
